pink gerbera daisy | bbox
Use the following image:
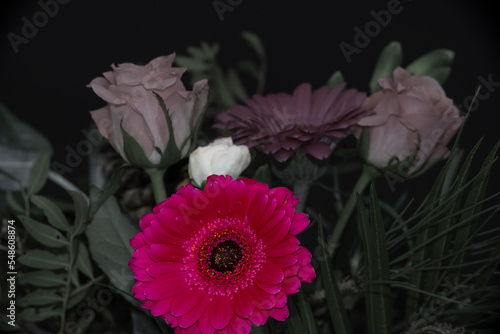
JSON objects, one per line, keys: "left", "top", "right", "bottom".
{"left": 129, "top": 175, "right": 315, "bottom": 333}
{"left": 214, "top": 82, "right": 370, "bottom": 162}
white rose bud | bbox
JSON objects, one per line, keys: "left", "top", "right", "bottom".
{"left": 188, "top": 137, "right": 251, "bottom": 188}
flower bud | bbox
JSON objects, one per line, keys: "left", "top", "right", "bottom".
{"left": 188, "top": 137, "right": 251, "bottom": 187}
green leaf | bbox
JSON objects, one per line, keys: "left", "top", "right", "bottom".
{"left": 76, "top": 242, "right": 94, "bottom": 280}
{"left": 27, "top": 151, "right": 50, "bottom": 196}
{"left": 406, "top": 48, "right": 454, "bottom": 84}
{"left": 86, "top": 193, "right": 140, "bottom": 307}
{"left": 67, "top": 189, "right": 89, "bottom": 236}
{"left": 173, "top": 55, "right": 210, "bottom": 72}
{"left": 357, "top": 184, "right": 392, "bottom": 334}
{"left": 318, "top": 219, "right": 352, "bottom": 333}
{"left": 369, "top": 41, "right": 402, "bottom": 93}
{"left": 327, "top": 70, "right": 345, "bottom": 89}
{"left": 121, "top": 121, "right": 154, "bottom": 169}
{"left": 287, "top": 296, "right": 305, "bottom": 334}
{"left": 18, "top": 270, "right": 66, "bottom": 287}
{"left": 0, "top": 146, "right": 41, "bottom": 191}
{"left": 5, "top": 191, "right": 24, "bottom": 213}
{"left": 253, "top": 164, "right": 272, "bottom": 185}
{"left": 31, "top": 195, "right": 71, "bottom": 232}
{"left": 298, "top": 290, "right": 318, "bottom": 334}
{"left": 19, "top": 307, "right": 60, "bottom": 323}
{"left": 19, "top": 249, "right": 68, "bottom": 270}
{"left": 213, "top": 65, "right": 237, "bottom": 107}
{"left": 241, "top": 31, "right": 266, "bottom": 59}
{"left": 17, "top": 289, "right": 61, "bottom": 307}
{"left": 20, "top": 216, "right": 69, "bottom": 247}
{"left": 88, "top": 164, "right": 130, "bottom": 220}
{"left": 0, "top": 102, "right": 53, "bottom": 153}
{"left": 449, "top": 139, "right": 500, "bottom": 281}
{"left": 67, "top": 289, "right": 88, "bottom": 310}
{"left": 227, "top": 68, "right": 248, "bottom": 101}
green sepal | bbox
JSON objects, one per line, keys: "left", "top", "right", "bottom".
{"left": 369, "top": 41, "right": 403, "bottom": 94}
{"left": 153, "top": 92, "right": 182, "bottom": 169}
{"left": 120, "top": 120, "right": 155, "bottom": 169}
{"left": 327, "top": 70, "right": 345, "bottom": 89}
{"left": 406, "top": 48, "right": 454, "bottom": 84}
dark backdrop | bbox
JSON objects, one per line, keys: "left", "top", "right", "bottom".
{"left": 1, "top": 0, "right": 499, "bottom": 199}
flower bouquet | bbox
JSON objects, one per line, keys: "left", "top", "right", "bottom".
{"left": 1, "top": 33, "right": 499, "bottom": 334}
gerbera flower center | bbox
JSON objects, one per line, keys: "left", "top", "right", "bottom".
{"left": 183, "top": 217, "right": 266, "bottom": 297}
{"left": 210, "top": 240, "right": 243, "bottom": 272}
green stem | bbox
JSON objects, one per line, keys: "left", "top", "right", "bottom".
{"left": 59, "top": 235, "right": 76, "bottom": 333}
{"left": 145, "top": 168, "right": 168, "bottom": 203}
{"left": 329, "top": 164, "right": 379, "bottom": 254}
{"left": 293, "top": 179, "right": 312, "bottom": 213}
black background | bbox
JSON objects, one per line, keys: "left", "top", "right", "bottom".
{"left": 1, "top": 0, "right": 499, "bottom": 198}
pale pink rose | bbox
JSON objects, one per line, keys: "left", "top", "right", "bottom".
{"left": 353, "top": 67, "right": 463, "bottom": 177}
{"left": 88, "top": 54, "right": 209, "bottom": 167}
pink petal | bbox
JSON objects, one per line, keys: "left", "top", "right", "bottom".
{"left": 261, "top": 216, "right": 291, "bottom": 248}
{"left": 282, "top": 276, "right": 301, "bottom": 294}
{"left": 209, "top": 295, "right": 233, "bottom": 330}
{"left": 232, "top": 288, "right": 255, "bottom": 318}
{"left": 170, "top": 286, "right": 205, "bottom": 317}
{"left": 148, "top": 244, "right": 186, "bottom": 262}
{"left": 150, "top": 298, "right": 171, "bottom": 316}
{"left": 146, "top": 262, "right": 185, "bottom": 277}
{"left": 290, "top": 212, "right": 310, "bottom": 235}
{"left": 255, "top": 279, "right": 282, "bottom": 294}
{"left": 252, "top": 287, "right": 276, "bottom": 310}
{"left": 249, "top": 308, "right": 269, "bottom": 325}
{"left": 199, "top": 310, "right": 217, "bottom": 334}
{"left": 144, "top": 273, "right": 186, "bottom": 300}
{"left": 178, "top": 294, "right": 210, "bottom": 328}
{"left": 270, "top": 305, "right": 289, "bottom": 321}
{"left": 265, "top": 236, "right": 300, "bottom": 257}
{"left": 230, "top": 316, "right": 252, "bottom": 334}
{"left": 255, "top": 262, "right": 285, "bottom": 285}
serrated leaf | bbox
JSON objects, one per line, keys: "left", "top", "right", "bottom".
{"left": 19, "top": 249, "right": 68, "bottom": 270}
{"left": 369, "top": 41, "right": 402, "bottom": 93}
{"left": 318, "top": 219, "right": 352, "bottom": 333}
{"left": 18, "top": 270, "right": 66, "bottom": 287}
{"left": 241, "top": 31, "right": 265, "bottom": 59}
{"left": 236, "top": 59, "right": 260, "bottom": 79}
{"left": 20, "top": 216, "right": 69, "bottom": 247}
{"left": 31, "top": 195, "right": 71, "bottom": 232}
{"left": 174, "top": 55, "right": 209, "bottom": 72}
{"left": 17, "top": 289, "right": 61, "bottom": 307}
{"left": 19, "top": 306, "right": 60, "bottom": 323}
{"left": 86, "top": 194, "right": 140, "bottom": 307}
{"left": 227, "top": 68, "right": 248, "bottom": 101}
{"left": 27, "top": 151, "right": 50, "bottom": 196}
{"left": 67, "top": 189, "right": 89, "bottom": 236}
{"left": 327, "top": 70, "right": 345, "bottom": 89}
{"left": 186, "top": 46, "right": 208, "bottom": 60}
{"left": 76, "top": 242, "right": 94, "bottom": 280}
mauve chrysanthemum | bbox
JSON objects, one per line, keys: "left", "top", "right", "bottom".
{"left": 129, "top": 175, "right": 315, "bottom": 333}
{"left": 214, "top": 82, "right": 370, "bottom": 162}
